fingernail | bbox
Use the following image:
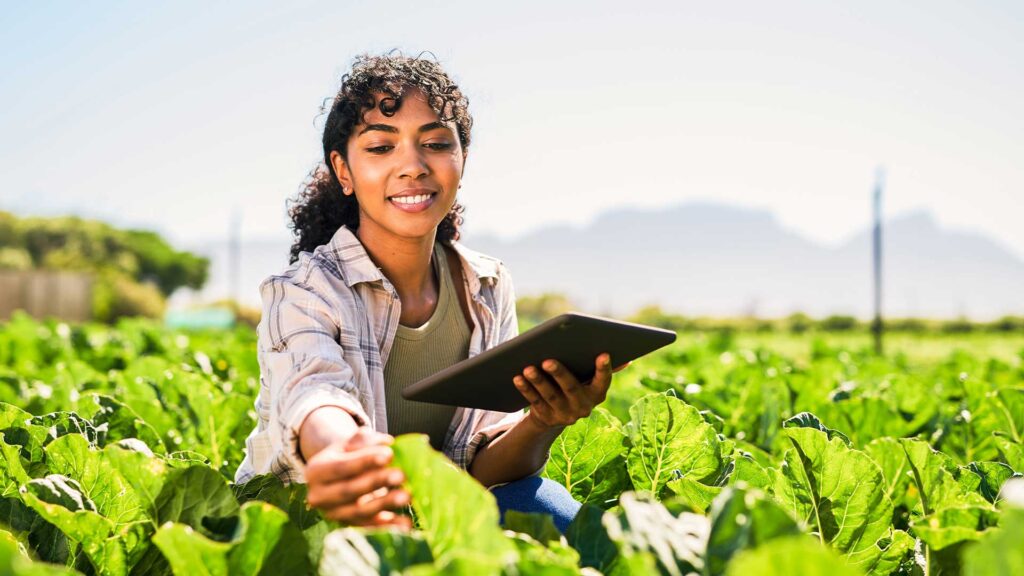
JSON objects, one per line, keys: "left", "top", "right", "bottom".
{"left": 543, "top": 360, "right": 556, "bottom": 371}
{"left": 389, "top": 470, "right": 404, "bottom": 485}
{"left": 395, "top": 491, "right": 410, "bottom": 505}
{"left": 526, "top": 367, "right": 537, "bottom": 377}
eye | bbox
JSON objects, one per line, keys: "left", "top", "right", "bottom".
{"left": 424, "top": 142, "right": 453, "bottom": 151}
{"left": 366, "top": 145, "right": 393, "bottom": 154}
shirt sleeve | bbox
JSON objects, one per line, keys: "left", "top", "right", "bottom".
{"left": 257, "top": 272, "right": 372, "bottom": 481}
{"left": 446, "top": 262, "right": 549, "bottom": 478}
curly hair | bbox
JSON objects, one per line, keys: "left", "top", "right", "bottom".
{"left": 286, "top": 52, "right": 473, "bottom": 265}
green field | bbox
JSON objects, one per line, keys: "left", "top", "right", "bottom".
{"left": 0, "top": 311, "right": 1022, "bottom": 575}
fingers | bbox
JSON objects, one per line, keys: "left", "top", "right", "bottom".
{"left": 364, "top": 510, "right": 413, "bottom": 530}
{"left": 323, "top": 485, "right": 411, "bottom": 524}
{"left": 612, "top": 361, "right": 632, "bottom": 373}
{"left": 541, "top": 359, "right": 582, "bottom": 396}
{"left": 513, "top": 375, "right": 542, "bottom": 406}
{"left": 589, "top": 353, "right": 613, "bottom": 400}
{"left": 306, "top": 444, "right": 394, "bottom": 485}
{"left": 523, "top": 365, "right": 567, "bottom": 409}
{"left": 307, "top": 466, "right": 405, "bottom": 509}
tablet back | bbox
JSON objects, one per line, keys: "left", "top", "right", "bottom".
{"left": 401, "top": 312, "right": 676, "bottom": 412}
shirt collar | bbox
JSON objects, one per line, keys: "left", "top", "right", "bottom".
{"left": 327, "top": 225, "right": 499, "bottom": 293}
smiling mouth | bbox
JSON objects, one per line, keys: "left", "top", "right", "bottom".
{"left": 388, "top": 193, "right": 437, "bottom": 205}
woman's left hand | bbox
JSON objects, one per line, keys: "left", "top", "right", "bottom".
{"left": 513, "top": 353, "right": 630, "bottom": 429}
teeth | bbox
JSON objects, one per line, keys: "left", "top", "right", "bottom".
{"left": 391, "top": 194, "right": 432, "bottom": 205}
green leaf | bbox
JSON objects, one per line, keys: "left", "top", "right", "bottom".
{"left": 25, "top": 476, "right": 96, "bottom": 513}
{"left": 603, "top": 492, "right": 708, "bottom": 576}
{"left": 724, "top": 536, "right": 865, "bottom": 576}
{"left": 962, "top": 507, "right": 1024, "bottom": 576}
{"left": 100, "top": 444, "right": 169, "bottom": 522}
{"left": 994, "top": 435, "right": 1024, "bottom": 471}
{"left": 231, "top": 473, "right": 325, "bottom": 574}
{"left": 911, "top": 505, "right": 995, "bottom": 550}
{"left": 0, "top": 403, "right": 32, "bottom": 429}
{"left": 27, "top": 413, "right": 101, "bottom": 447}
{"left": 863, "top": 529, "right": 915, "bottom": 576}
{"left": 704, "top": 486, "right": 801, "bottom": 576}
{"left": 318, "top": 527, "right": 434, "bottom": 576}
{"left": 968, "top": 461, "right": 1020, "bottom": 504}
{"left": 543, "top": 407, "right": 631, "bottom": 507}
{"left": 152, "top": 465, "right": 239, "bottom": 532}
{"left": 564, "top": 504, "right": 616, "bottom": 573}
{"left": 390, "top": 434, "right": 515, "bottom": 565}
{"left": 232, "top": 473, "right": 323, "bottom": 529}
{"left": 626, "top": 394, "right": 721, "bottom": 497}
{"left": 507, "top": 532, "right": 581, "bottom": 576}
{"left": 0, "top": 528, "right": 83, "bottom": 575}
{"left": 665, "top": 476, "right": 721, "bottom": 513}
{"left": 782, "top": 411, "right": 851, "bottom": 445}
{"left": 774, "top": 426, "right": 894, "bottom": 571}
{"left": 19, "top": 482, "right": 127, "bottom": 576}
{"left": 0, "top": 433, "right": 32, "bottom": 496}
{"left": 44, "top": 435, "right": 147, "bottom": 529}
{"left": 987, "top": 388, "right": 1024, "bottom": 443}
{"left": 85, "top": 394, "right": 165, "bottom": 454}
{"left": 152, "top": 501, "right": 289, "bottom": 576}
{"left": 865, "top": 437, "right": 914, "bottom": 510}
{"left": 502, "top": 510, "right": 562, "bottom": 546}
{"left": 726, "top": 454, "right": 773, "bottom": 492}
{"left": 899, "top": 439, "right": 990, "bottom": 515}
{"left": 0, "top": 496, "right": 72, "bottom": 566}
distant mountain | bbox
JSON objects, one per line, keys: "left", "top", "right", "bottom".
{"left": 169, "top": 203, "right": 1024, "bottom": 320}
{"left": 464, "top": 203, "right": 1024, "bottom": 319}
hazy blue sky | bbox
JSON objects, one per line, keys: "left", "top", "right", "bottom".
{"left": 2, "top": 1, "right": 1022, "bottom": 257}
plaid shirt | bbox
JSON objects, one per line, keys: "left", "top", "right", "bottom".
{"left": 235, "top": 225, "right": 528, "bottom": 484}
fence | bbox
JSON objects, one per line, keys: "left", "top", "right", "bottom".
{"left": 0, "top": 271, "right": 94, "bottom": 322}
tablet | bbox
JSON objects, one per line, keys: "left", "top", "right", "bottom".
{"left": 401, "top": 312, "right": 677, "bottom": 412}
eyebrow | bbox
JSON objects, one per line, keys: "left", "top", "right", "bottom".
{"left": 358, "top": 121, "right": 449, "bottom": 136}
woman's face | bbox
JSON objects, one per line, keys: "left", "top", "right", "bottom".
{"left": 331, "top": 88, "right": 466, "bottom": 243}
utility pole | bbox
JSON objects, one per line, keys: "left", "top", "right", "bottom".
{"left": 872, "top": 167, "right": 885, "bottom": 355}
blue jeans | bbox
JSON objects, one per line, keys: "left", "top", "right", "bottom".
{"left": 489, "top": 476, "right": 582, "bottom": 533}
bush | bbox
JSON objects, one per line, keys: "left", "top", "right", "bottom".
{"left": 516, "top": 292, "right": 575, "bottom": 325}
{"left": 628, "top": 305, "right": 690, "bottom": 331}
{"left": 92, "top": 270, "right": 166, "bottom": 323}
{"left": 989, "top": 316, "right": 1024, "bottom": 333}
{"left": 0, "top": 247, "right": 32, "bottom": 271}
{"left": 1, "top": 210, "right": 209, "bottom": 297}
{"left": 942, "top": 317, "right": 975, "bottom": 334}
{"left": 819, "top": 315, "right": 859, "bottom": 332}
{"left": 785, "top": 312, "right": 813, "bottom": 334}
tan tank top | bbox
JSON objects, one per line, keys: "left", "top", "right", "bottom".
{"left": 383, "top": 242, "right": 471, "bottom": 450}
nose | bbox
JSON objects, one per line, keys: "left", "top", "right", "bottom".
{"left": 397, "top": 142, "right": 429, "bottom": 180}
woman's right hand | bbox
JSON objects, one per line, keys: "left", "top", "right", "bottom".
{"left": 304, "top": 426, "right": 412, "bottom": 529}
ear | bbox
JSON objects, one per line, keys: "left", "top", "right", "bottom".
{"left": 329, "top": 151, "right": 354, "bottom": 195}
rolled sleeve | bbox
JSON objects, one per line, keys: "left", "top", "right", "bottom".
{"left": 257, "top": 274, "right": 371, "bottom": 480}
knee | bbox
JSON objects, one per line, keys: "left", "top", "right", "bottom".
{"left": 491, "top": 476, "right": 582, "bottom": 533}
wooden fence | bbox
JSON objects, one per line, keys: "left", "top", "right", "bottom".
{"left": 0, "top": 271, "right": 94, "bottom": 322}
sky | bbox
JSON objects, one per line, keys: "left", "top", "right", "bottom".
{"left": 2, "top": 0, "right": 1022, "bottom": 258}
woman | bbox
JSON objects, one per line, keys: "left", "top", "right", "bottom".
{"left": 235, "top": 52, "right": 623, "bottom": 533}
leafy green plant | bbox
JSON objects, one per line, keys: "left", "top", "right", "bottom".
{"left": 0, "top": 315, "right": 1022, "bottom": 574}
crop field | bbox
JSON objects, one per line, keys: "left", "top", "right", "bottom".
{"left": 0, "top": 310, "right": 1022, "bottom": 575}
